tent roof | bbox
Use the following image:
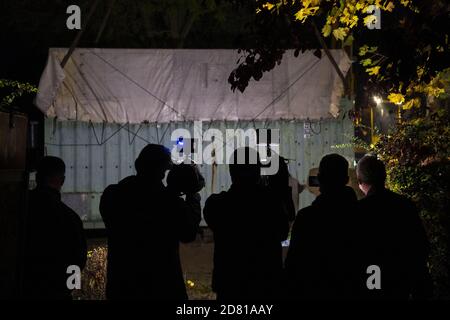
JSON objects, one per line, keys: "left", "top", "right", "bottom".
{"left": 35, "top": 48, "right": 350, "bottom": 124}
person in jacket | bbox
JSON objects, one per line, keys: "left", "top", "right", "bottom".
{"left": 99, "top": 144, "right": 201, "bottom": 300}
{"left": 204, "top": 147, "right": 289, "bottom": 300}
{"left": 355, "top": 155, "right": 432, "bottom": 299}
{"left": 285, "top": 153, "right": 358, "bottom": 299}
{"left": 22, "top": 156, "right": 87, "bottom": 300}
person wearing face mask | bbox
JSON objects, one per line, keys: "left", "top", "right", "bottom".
{"left": 22, "top": 156, "right": 87, "bottom": 300}
{"left": 355, "top": 155, "right": 433, "bottom": 300}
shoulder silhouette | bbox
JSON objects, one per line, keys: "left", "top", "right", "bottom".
{"left": 355, "top": 155, "right": 432, "bottom": 299}
{"left": 285, "top": 153, "right": 358, "bottom": 299}
{"left": 22, "top": 156, "right": 87, "bottom": 300}
{"left": 99, "top": 144, "right": 202, "bottom": 300}
{"left": 204, "top": 147, "right": 289, "bottom": 300}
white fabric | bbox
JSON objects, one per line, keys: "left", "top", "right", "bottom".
{"left": 36, "top": 48, "right": 350, "bottom": 124}
{"left": 34, "top": 51, "right": 65, "bottom": 113}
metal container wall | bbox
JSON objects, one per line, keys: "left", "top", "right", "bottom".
{"left": 45, "top": 117, "right": 354, "bottom": 228}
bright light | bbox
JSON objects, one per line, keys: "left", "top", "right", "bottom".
{"left": 373, "top": 96, "right": 382, "bottom": 105}
{"left": 186, "top": 280, "right": 195, "bottom": 288}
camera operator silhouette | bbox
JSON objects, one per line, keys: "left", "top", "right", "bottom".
{"left": 285, "top": 154, "right": 358, "bottom": 299}
{"left": 204, "top": 147, "right": 290, "bottom": 300}
{"left": 22, "top": 156, "right": 87, "bottom": 300}
{"left": 100, "top": 144, "right": 202, "bottom": 300}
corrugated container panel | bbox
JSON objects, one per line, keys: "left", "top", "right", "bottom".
{"left": 45, "top": 117, "right": 354, "bottom": 228}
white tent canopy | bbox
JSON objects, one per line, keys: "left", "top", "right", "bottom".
{"left": 36, "top": 48, "right": 351, "bottom": 124}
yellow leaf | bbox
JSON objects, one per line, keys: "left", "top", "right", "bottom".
{"left": 402, "top": 99, "right": 414, "bottom": 110}
{"left": 385, "top": 2, "right": 395, "bottom": 12}
{"left": 322, "top": 24, "right": 332, "bottom": 37}
{"left": 400, "top": 0, "right": 410, "bottom": 6}
{"left": 349, "top": 15, "right": 359, "bottom": 28}
{"left": 417, "top": 66, "right": 425, "bottom": 78}
{"left": 364, "top": 15, "right": 377, "bottom": 26}
{"left": 356, "top": 2, "right": 365, "bottom": 10}
{"left": 359, "top": 45, "right": 369, "bottom": 56}
{"left": 262, "top": 2, "right": 275, "bottom": 10}
{"left": 366, "top": 66, "right": 381, "bottom": 75}
{"left": 326, "top": 15, "right": 336, "bottom": 25}
{"left": 332, "top": 27, "right": 347, "bottom": 41}
{"left": 388, "top": 93, "right": 405, "bottom": 105}
{"left": 361, "top": 58, "right": 372, "bottom": 66}
{"left": 294, "top": 6, "right": 319, "bottom": 22}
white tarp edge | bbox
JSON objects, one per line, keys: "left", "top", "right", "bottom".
{"left": 35, "top": 48, "right": 351, "bottom": 124}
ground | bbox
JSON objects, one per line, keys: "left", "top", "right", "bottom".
{"left": 74, "top": 229, "right": 216, "bottom": 300}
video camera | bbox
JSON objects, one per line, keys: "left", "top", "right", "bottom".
{"left": 167, "top": 162, "right": 205, "bottom": 195}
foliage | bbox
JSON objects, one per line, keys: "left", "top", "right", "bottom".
{"left": 71, "top": 244, "right": 215, "bottom": 300}
{"left": 0, "top": 79, "right": 38, "bottom": 111}
{"left": 72, "top": 245, "right": 107, "bottom": 300}
{"left": 229, "top": 0, "right": 450, "bottom": 113}
{"left": 376, "top": 107, "right": 450, "bottom": 298}
{"left": 355, "top": 91, "right": 450, "bottom": 298}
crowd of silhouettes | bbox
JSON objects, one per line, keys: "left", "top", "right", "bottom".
{"left": 20, "top": 144, "right": 432, "bottom": 300}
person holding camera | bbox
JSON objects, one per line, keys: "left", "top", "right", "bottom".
{"left": 99, "top": 144, "right": 202, "bottom": 300}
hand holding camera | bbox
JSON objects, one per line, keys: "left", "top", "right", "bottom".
{"left": 167, "top": 162, "right": 205, "bottom": 196}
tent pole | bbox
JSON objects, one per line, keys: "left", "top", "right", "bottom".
{"left": 311, "top": 19, "right": 348, "bottom": 95}
{"left": 95, "top": 0, "right": 116, "bottom": 45}
{"left": 61, "top": 0, "right": 102, "bottom": 68}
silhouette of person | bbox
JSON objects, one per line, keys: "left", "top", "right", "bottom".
{"left": 204, "top": 147, "right": 290, "bottom": 300}
{"left": 99, "top": 144, "right": 201, "bottom": 300}
{"left": 355, "top": 155, "right": 432, "bottom": 299}
{"left": 285, "top": 153, "right": 358, "bottom": 299}
{"left": 22, "top": 156, "right": 87, "bottom": 300}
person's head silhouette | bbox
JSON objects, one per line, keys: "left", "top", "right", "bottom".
{"left": 356, "top": 155, "right": 386, "bottom": 195}
{"left": 229, "top": 147, "right": 261, "bottom": 186}
{"left": 135, "top": 144, "right": 173, "bottom": 181}
{"left": 36, "top": 156, "right": 66, "bottom": 191}
{"left": 318, "top": 153, "right": 349, "bottom": 193}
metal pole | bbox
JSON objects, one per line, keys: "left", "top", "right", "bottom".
{"left": 370, "top": 106, "right": 374, "bottom": 144}
{"left": 60, "top": 0, "right": 102, "bottom": 68}
{"left": 311, "top": 19, "right": 348, "bottom": 95}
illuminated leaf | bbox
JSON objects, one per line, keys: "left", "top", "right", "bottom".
{"left": 332, "top": 27, "right": 347, "bottom": 41}
{"left": 322, "top": 24, "right": 332, "bottom": 37}
{"left": 364, "top": 14, "right": 377, "bottom": 26}
{"left": 361, "top": 58, "right": 372, "bottom": 66}
{"left": 366, "top": 66, "right": 381, "bottom": 75}
{"left": 262, "top": 2, "right": 274, "bottom": 10}
{"left": 385, "top": 2, "right": 395, "bottom": 12}
{"left": 388, "top": 93, "right": 406, "bottom": 105}
{"left": 402, "top": 99, "right": 415, "bottom": 110}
